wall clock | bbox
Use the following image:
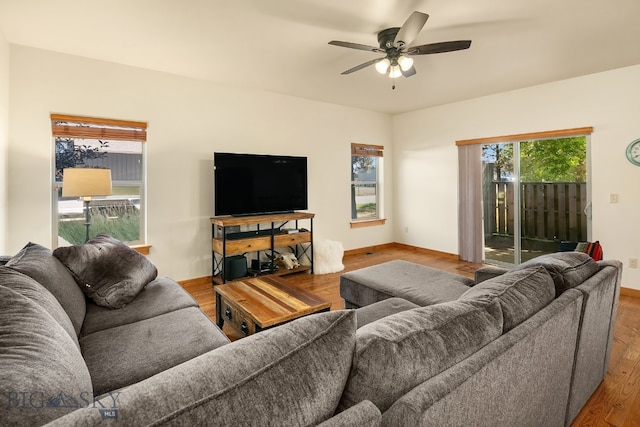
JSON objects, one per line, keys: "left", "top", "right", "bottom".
{"left": 626, "top": 138, "right": 640, "bottom": 166}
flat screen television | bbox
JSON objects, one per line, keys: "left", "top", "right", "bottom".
{"left": 214, "top": 152, "right": 308, "bottom": 216}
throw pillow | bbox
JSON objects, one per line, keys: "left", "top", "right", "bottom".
{"left": 53, "top": 234, "right": 157, "bottom": 309}
{"left": 312, "top": 239, "right": 345, "bottom": 274}
{"left": 338, "top": 300, "right": 503, "bottom": 413}
{"left": 5, "top": 242, "right": 86, "bottom": 335}
{"left": 514, "top": 252, "right": 600, "bottom": 296}
{"left": 459, "top": 265, "right": 556, "bottom": 332}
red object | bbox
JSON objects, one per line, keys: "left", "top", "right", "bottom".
{"left": 585, "top": 241, "right": 603, "bottom": 261}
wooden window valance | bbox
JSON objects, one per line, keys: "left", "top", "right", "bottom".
{"left": 455, "top": 126, "right": 593, "bottom": 146}
{"left": 51, "top": 114, "right": 147, "bottom": 142}
{"left": 352, "top": 143, "right": 384, "bottom": 157}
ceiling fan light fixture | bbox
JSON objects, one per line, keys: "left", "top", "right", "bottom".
{"left": 389, "top": 64, "right": 402, "bottom": 78}
{"left": 398, "top": 55, "right": 414, "bottom": 71}
{"left": 375, "top": 58, "right": 390, "bottom": 74}
{"left": 328, "top": 11, "right": 472, "bottom": 81}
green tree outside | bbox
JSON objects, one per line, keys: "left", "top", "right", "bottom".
{"left": 519, "top": 137, "right": 586, "bottom": 182}
{"left": 482, "top": 137, "right": 586, "bottom": 182}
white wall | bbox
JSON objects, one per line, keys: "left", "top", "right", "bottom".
{"left": 11, "top": 44, "right": 637, "bottom": 288}
{"left": 393, "top": 64, "right": 640, "bottom": 289}
{"left": 0, "top": 30, "right": 9, "bottom": 254}
{"left": 8, "top": 45, "right": 393, "bottom": 280}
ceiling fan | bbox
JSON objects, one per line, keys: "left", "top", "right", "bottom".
{"left": 329, "top": 11, "right": 471, "bottom": 79}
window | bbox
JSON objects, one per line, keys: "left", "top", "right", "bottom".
{"left": 456, "top": 126, "right": 592, "bottom": 264}
{"left": 52, "top": 114, "right": 147, "bottom": 246}
{"left": 481, "top": 136, "right": 588, "bottom": 265}
{"left": 351, "top": 143, "right": 385, "bottom": 228}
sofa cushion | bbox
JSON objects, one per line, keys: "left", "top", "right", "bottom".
{"left": 474, "top": 265, "right": 509, "bottom": 284}
{"left": 53, "top": 234, "right": 157, "bottom": 309}
{"left": 514, "top": 252, "right": 600, "bottom": 296}
{"left": 49, "top": 310, "right": 357, "bottom": 426}
{"left": 0, "top": 267, "right": 79, "bottom": 348}
{"left": 459, "top": 265, "right": 556, "bottom": 333}
{"left": 339, "top": 299, "right": 503, "bottom": 413}
{"left": 355, "top": 297, "right": 420, "bottom": 328}
{"left": 5, "top": 242, "right": 86, "bottom": 335}
{"left": 0, "top": 284, "right": 93, "bottom": 426}
{"left": 340, "top": 260, "right": 473, "bottom": 308}
{"left": 317, "top": 400, "right": 381, "bottom": 427}
{"left": 80, "top": 277, "right": 199, "bottom": 336}
{"left": 80, "top": 306, "right": 230, "bottom": 396}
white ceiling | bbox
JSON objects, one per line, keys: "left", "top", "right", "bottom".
{"left": 1, "top": 0, "right": 639, "bottom": 115}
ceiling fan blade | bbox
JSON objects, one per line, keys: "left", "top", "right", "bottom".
{"left": 402, "top": 66, "right": 417, "bottom": 78}
{"left": 408, "top": 40, "right": 472, "bottom": 55}
{"left": 393, "top": 11, "right": 429, "bottom": 48}
{"left": 329, "top": 40, "right": 384, "bottom": 53}
{"left": 340, "top": 57, "right": 385, "bottom": 75}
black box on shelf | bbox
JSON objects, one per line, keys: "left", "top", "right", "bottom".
{"left": 224, "top": 255, "right": 247, "bottom": 280}
{"left": 214, "top": 225, "right": 241, "bottom": 239}
{"left": 251, "top": 259, "right": 273, "bottom": 271}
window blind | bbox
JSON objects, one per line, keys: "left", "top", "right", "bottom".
{"left": 455, "top": 127, "right": 592, "bottom": 146}
{"left": 351, "top": 143, "right": 383, "bottom": 157}
{"left": 51, "top": 114, "right": 147, "bottom": 142}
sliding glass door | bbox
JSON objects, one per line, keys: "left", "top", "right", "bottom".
{"left": 482, "top": 137, "right": 589, "bottom": 265}
{"left": 482, "top": 142, "right": 517, "bottom": 265}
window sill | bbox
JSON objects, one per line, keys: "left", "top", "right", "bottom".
{"left": 130, "top": 244, "right": 151, "bottom": 255}
{"left": 350, "top": 219, "right": 386, "bottom": 229}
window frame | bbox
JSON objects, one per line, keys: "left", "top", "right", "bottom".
{"left": 350, "top": 142, "right": 386, "bottom": 228}
{"left": 456, "top": 126, "right": 592, "bottom": 263}
{"left": 51, "top": 114, "right": 149, "bottom": 248}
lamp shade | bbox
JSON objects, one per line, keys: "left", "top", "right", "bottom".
{"left": 375, "top": 58, "right": 391, "bottom": 74}
{"left": 389, "top": 64, "right": 402, "bottom": 78}
{"left": 62, "top": 168, "right": 112, "bottom": 198}
{"left": 398, "top": 55, "right": 414, "bottom": 71}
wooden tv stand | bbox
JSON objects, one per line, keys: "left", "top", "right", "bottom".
{"left": 210, "top": 212, "right": 314, "bottom": 284}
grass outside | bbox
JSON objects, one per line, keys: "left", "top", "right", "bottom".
{"left": 59, "top": 210, "right": 140, "bottom": 245}
{"left": 355, "top": 203, "right": 377, "bottom": 219}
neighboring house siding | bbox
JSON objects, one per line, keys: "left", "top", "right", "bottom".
{"left": 84, "top": 153, "right": 142, "bottom": 181}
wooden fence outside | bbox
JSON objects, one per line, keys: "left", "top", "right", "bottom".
{"left": 485, "top": 181, "right": 588, "bottom": 242}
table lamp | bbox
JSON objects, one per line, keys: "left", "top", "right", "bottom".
{"left": 62, "top": 168, "right": 112, "bottom": 242}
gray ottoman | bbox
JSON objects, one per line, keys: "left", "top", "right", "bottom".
{"left": 340, "top": 260, "right": 474, "bottom": 308}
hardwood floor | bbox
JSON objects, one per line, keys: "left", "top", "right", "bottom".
{"left": 180, "top": 244, "right": 640, "bottom": 426}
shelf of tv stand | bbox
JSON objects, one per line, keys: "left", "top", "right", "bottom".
{"left": 211, "top": 231, "right": 312, "bottom": 256}
{"left": 210, "top": 212, "right": 314, "bottom": 284}
{"left": 211, "top": 212, "right": 314, "bottom": 228}
{"left": 212, "top": 265, "right": 313, "bottom": 285}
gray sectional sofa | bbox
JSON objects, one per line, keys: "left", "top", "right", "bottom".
{"left": 0, "top": 240, "right": 231, "bottom": 426}
{"left": 1, "top": 238, "right": 621, "bottom": 426}
{"left": 340, "top": 253, "right": 621, "bottom": 426}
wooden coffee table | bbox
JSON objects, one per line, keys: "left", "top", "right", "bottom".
{"left": 214, "top": 275, "right": 331, "bottom": 337}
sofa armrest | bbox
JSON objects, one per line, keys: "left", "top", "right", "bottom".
{"left": 474, "top": 265, "right": 509, "bottom": 284}
{"left": 317, "top": 401, "right": 381, "bottom": 427}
